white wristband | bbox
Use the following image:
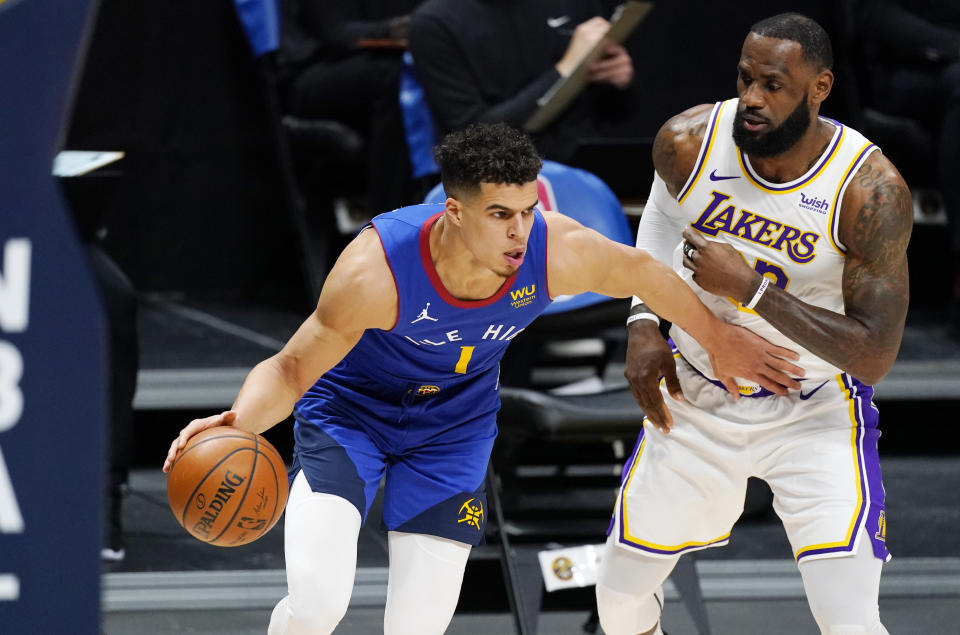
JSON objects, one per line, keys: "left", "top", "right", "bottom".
{"left": 626, "top": 312, "right": 660, "bottom": 327}
{"left": 744, "top": 277, "right": 770, "bottom": 310}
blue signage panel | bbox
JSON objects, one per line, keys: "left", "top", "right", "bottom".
{"left": 0, "top": 0, "right": 104, "bottom": 631}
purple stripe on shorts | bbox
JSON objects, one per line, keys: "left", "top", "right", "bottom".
{"left": 796, "top": 375, "right": 889, "bottom": 562}
{"left": 608, "top": 428, "right": 646, "bottom": 536}
{"left": 620, "top": 427, "right": 645, "bottom": 486}
{"left": 851, "top": 376, "right": 890, "bottom": 560}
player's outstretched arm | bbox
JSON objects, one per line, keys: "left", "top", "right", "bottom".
{"left": 162, "top": 228, "right": 398, "bottom": 472}
{"left": 681, "top": 152, "right": 912, "bottom": 385}
{"left": 544, "top": 211, "right": 803, "bottom": 403}
{"left": 620, "top": 103, "right": 721, "bottom": 431}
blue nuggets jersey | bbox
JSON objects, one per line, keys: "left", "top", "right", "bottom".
{"left": 290, "top": 204, "right": 553, "bottom": 543}
{"left": 296, "top": 203, "right": 552, "bottom": 425}
{"left": 335, "top": 203, "right": 550, "bottom": 388}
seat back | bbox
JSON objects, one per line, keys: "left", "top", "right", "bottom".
{"left": 399, "top": 52, "right": 440, "bottom": 180}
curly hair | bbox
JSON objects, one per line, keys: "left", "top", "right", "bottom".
{"left": 433, "top": 122, "right": 542, "bottom": 198}
{"left": 750, "top": 13, "right": 833, "bottom": 71}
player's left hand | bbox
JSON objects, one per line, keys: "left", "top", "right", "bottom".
{"left": 681, "top": 227, "right": 757, "bottom": 303}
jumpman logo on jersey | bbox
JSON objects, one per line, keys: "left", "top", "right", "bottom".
{"left": 411, "top": 302, "right": 439, "bottom": 323}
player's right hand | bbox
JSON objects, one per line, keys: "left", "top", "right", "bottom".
{"left": 162, "top": 410, "right": 236, "bottom": 474}
{"left": 706, "top": 324, "right": 804, "bottom": 398}
{"left": 624, "top": 321, "right": 681, "bottom": 433}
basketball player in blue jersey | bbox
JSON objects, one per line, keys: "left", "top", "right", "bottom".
{"left": 596, "top": 14, "right": 912, "bottom": 635}
{"left": 162, "top": 122, "right": 804, "bottom": 635}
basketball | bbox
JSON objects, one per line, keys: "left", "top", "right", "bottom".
{"left": 167, "top": 426, "right": 289, "bottom": 547}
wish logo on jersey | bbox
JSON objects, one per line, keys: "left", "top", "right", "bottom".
{"left": 798, "top": 192, "right": 830, "bottom": 214}
{"left": 691, "top": 190, "right": 821, "bottom": 264}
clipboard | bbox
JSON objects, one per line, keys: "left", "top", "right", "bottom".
{"left": 524, "top": 1, "right": 653, "bottom": 134}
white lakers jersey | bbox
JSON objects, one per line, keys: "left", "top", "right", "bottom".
{"left": 670, "top": 98, "right": 879, "bottom": 392}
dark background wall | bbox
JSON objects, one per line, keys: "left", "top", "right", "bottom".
{"left": 65, "top": 0, "right": 305, "bottom": 306}
{"left": 62, "top": 0, "right": 948, "bottom": 315}
{"left": 619, "top": 0, "right": 863, "bottom": 135}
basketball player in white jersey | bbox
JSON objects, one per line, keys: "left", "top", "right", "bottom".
{"left": 596, "top": 13, "right": 912, "bottom": 635}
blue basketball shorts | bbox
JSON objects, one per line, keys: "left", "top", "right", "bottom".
{"left": 290, "top": 367, "right": 499, "bottom": 546}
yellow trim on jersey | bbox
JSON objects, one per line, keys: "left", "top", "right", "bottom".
{"left": 828, "top": 142, "right": 876, "bottom": 255}
{"left": 737, "top": 126, "right": 845, "bottom": 194}
{"left": 793, "top": 374, "right": 865, "bottom": 561}
{"left": 619, "top": 420, "right": 732, "bottom": 552}
{"left": 678, "top": 101, "right": 727, "bottom": 205}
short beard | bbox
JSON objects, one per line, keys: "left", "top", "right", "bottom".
{"left": 733, "top": 96, "right": 811, "bottom": 158}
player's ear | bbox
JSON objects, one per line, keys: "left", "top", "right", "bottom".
{"left": 810, "top": 68, "right": 833, "bottom": 106}
{"left": 444, "top": 198, "right": 464, "bottom": 226}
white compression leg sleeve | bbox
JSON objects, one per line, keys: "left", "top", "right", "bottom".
{"left": 268, "top": 471, "right": 363, "bottom": 635}
{"left": 596, "top": 534, "right": 677, "bottom": 635}
{"left": 383, "top": 531, "right": 472, "bottom": 635}
{"left": 799, "top": 528, "right": 889, "bottom": 635}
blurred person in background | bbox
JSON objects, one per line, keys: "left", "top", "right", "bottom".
{"left": 278, "top": 0, "right": 424, "bottom": 214}
{"left": 408, "top": 0, "right": 638, "bottom": 167}
{"left": 854, "top": 0, "right": 960, "bottom": 337}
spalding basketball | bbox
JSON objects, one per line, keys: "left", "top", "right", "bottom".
{"left": 167, "top": 426, "right": 289, "bottom": 547}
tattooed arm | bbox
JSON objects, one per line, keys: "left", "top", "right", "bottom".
{"left": 682, "top": 152, "right": 912, "bottom": 385}
{"left": 650, "top": 104, "right": 714, "bottom": 196}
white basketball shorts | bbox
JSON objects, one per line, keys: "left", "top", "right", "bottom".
{"left": 610, "top": 356, "right": 890, "bottom": 564}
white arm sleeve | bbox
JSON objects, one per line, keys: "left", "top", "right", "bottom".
{"left": 631, "top": 172, "right": 687, "bottom": 309}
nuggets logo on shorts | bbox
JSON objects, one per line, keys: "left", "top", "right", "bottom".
{"left": 457, "top": 498, "right": 484, "bottom": 530}
{"left": 551, "top": 557, "right": 574, "bottom": 581}
{"left": 415, "top": 384, "right": 441, "bottom": 396}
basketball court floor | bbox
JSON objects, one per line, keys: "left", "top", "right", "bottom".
{"left": 99, "top": 298, "right": 960, "bottom": 634}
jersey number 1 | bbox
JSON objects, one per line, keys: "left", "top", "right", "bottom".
{"left": 454, "top": 346, "right": 475, "bottom": 374}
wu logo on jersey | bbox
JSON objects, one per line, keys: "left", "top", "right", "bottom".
{"left": 411, "top": 302, "right": 438, "bottom": 323}
{"left": 510, "top": 284, "right": 536, "bottom": 309}
{"left": 457, "top": 498, "right": 484, "bottom": 530}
